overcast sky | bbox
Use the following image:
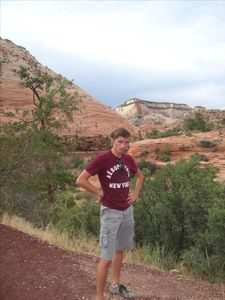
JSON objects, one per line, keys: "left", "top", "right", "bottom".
{"left": 1, "top": 0, "right": 225, "bottom": 109}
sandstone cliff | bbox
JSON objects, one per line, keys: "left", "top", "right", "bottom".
{"left": 0, "top": 38, "right": 139, "bottom": 138}
{"left": 115, "top": 98, "right": 225, "bottom": 132}
{"left": 115, "top": 98, "right": 191, "bottom": 119}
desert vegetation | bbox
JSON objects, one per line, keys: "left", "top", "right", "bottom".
{"left": 147, "top": 112, "right": 217, "bottom": 139}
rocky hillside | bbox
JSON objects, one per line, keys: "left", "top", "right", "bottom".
{"left": 0, "top": 38, "right": 139, "bottom": 138}
{"left": 115, "top": 98, "right": 225, "bottom": 132}
{"left": 129, "top": 128, "right": 225, "bottom": 181}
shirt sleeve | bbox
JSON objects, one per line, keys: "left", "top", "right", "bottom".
{"left": 85, "top": 154, "right": 102, "bottom": 176}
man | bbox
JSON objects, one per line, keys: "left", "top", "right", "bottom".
{"left": 76, "top": 128, "right": 144, "bottom": 300}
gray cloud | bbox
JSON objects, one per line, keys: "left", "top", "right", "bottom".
{"left": 2, "top": 1, "right": 225, "bottom": 109}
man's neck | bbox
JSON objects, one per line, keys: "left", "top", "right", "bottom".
{"left": 111, "top": 148, "right": 122, "bottom": 158}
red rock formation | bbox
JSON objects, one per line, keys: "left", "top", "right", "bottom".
{"left": 129, "top": 129, "right": 225, "bottom": 182}
{"left": 0, "top": 38, "right": 139, "bottom": 138}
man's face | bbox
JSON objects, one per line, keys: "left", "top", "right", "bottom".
{"left": 112, "top": 136, "right": 130, "bottom": 154}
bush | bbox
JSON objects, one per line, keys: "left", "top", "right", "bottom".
{"left": 147, "top": 127, "right": 181, "bottom": 139}
{"left": 48, "top": 195, "right": 100, "bottom": 238}
{"left": 71, "top": 156, "right": 85, "bottom": 169}
{"left": 147, "top": 129, "right": 161, "bottom": 139}
{"left": 134, "top": 158, "right": 224, "bottom": 280}
{"left": 137, "top": 160, "right": 157, "bottom": 176}
{"left": 191, "top": 153, "right": 209, "bottom": 162}
{"left": 159, "top": 145, "right": 171, "bottom": 162}
{"left": 138, "top": 150, "right": 149, "bottom": 158}
{"left": 183, "top": 112, "right": 213, "bottom": 132}
{"left": 199, "top": 140, "right": 216, "bottom": 148}
{"left": 182, "top": 195, "right": 225, "bottom": 282}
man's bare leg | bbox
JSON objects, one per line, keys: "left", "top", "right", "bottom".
{"left": 96, "top": 259, "right": 111, "bottom": 300}
{"left": 111, "top": 250, "right": 124, "bottom": 286}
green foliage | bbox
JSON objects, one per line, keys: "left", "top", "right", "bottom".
{"left": 147, "top": 127, "right": 181, "bottom": 139}
{"left": 182, "top": 192, "right": 225, "bottom": 281}
{"left": 191, "top": 153, "right": 209, "bottom": 162}
{"left": 48, "top": 192, "right": 100, "bottom": 238}
{"left": 183, "top": 112, "right": 213, "bottom": 132}
{"left": 0, "top": 126, "right": 74, "bottom": 221}
{"left": 62, "top": 155, "right": 85, "bottom": 170}
{"left": 137, "top": 160, "right": 157, "bottom": 176}
{"left": 148, "top": 128, "right": 161, "bottom": 139}
{"left": 135, "top": 243, "right": 176, "bottom": 270}
{"left": 138, "top": 159, "right": 220, "bottom": 252}
{"left": 159, "top": 145, "right": 171, "bottom": 162}
{"left": 4, "top": 111, "right": 15, "bottom": 117}
{"left": 0, "top": 61, "right": 81, "bottom": 206}
{"left": 134, "top": 158, "right": 224, "bottom": 280}
{"left": 16, "top": 64, "right": 80, "bottom": 130}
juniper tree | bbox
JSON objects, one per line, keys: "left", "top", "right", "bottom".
{"left": 1, "top": 62, "right": 81, "bottom": 209}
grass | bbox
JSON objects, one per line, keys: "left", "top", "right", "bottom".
{"left": 0, "top": 213, "right": 100, "bottom": 256}
{"left": 1, "top": 213, "right": 178, "bottom": 272}
{"left": 125, "top": 243, "right": 177, "bottom": 270}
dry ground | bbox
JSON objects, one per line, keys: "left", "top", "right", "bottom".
{"left": 0, "top": 224, "right": 224, "bottom": 300}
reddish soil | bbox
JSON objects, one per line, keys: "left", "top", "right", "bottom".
{"left": 0, "top": 224, "right": 224, "bottom": 300}
{"left": 129, "top": 129, "right": 225, "bottom": 182}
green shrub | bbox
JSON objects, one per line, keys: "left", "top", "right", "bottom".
{"left": 137, "top": 160, "right": 157, "bottom": 176}
{"left": 199, "top": 140, "right": 216, "bottom": 148}
{"left": 134, "top": 158, "right": 224, "bottom": 280}
{"left": 48, "top": 198, "right": 100, "bottom": 238}
{"left": 71, "top": 156, "right": 85, "bottom": 169}
{"left": 148, "top": 128, "right": 161, "bottom": 139}
{"left": 159, "top": 145, "right": 171, "bottom": 162}
{"left": 191, "top": 153, "right": 209, "bottom": 162}
{"left": 148, "top": 127, "right": 181, "bottom": 139}
{"left": 183, "top": 112, "right": 213, "bottom": 132}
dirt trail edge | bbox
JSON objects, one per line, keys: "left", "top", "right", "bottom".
{"left": 0, "top": 224, "right": 224, "bottom": 300}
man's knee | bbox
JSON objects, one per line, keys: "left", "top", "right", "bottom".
{"left": 98, "top": 258, "right": 112, "bottom": 269}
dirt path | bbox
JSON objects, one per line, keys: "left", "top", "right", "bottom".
{"left": 0, "top": 224, "right": 224, "bottom": 300}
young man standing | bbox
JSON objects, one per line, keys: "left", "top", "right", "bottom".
{"left": 76, "top": 128, "right": 144, "bottom": 299}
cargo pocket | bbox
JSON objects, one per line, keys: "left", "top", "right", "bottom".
{"left": 100, "top": 228, "right": 109, "bottom": 248}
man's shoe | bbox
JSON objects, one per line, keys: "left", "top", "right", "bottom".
{"left": 109, "top": 284, "right": 135, "bottom": 298}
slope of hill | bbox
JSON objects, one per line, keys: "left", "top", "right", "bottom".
{"left": 129, "top": 129, "right": 225, "bottom": 181}
{"left": 0, "top": 38, "right": 139, "bottom": 137}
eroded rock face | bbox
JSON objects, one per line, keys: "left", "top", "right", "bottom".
{"left": 128, "top": 128, "right": 225, "bottom": 181}
{"left": 0, "top": 38, "right": 139, "bottom": 138}
{"left": 115, "top": 98, "right": 191, "bottom": 119}
{"left": 115, "top": 98, "right": 225, "bottom": 132}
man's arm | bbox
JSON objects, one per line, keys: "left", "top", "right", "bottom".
{"left": 128, "top": 169, "right": 144, "bottom": 205}
{"left": 76, "top": 170, "right": 103, "bottom": 197}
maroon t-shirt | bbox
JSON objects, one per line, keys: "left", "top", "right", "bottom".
{"left": 85, "top": 150, "right": 138, "bottom": 210}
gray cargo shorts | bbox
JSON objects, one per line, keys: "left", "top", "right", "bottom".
{"left": 99, "top": 205, "right": 135, "bottom": 260}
